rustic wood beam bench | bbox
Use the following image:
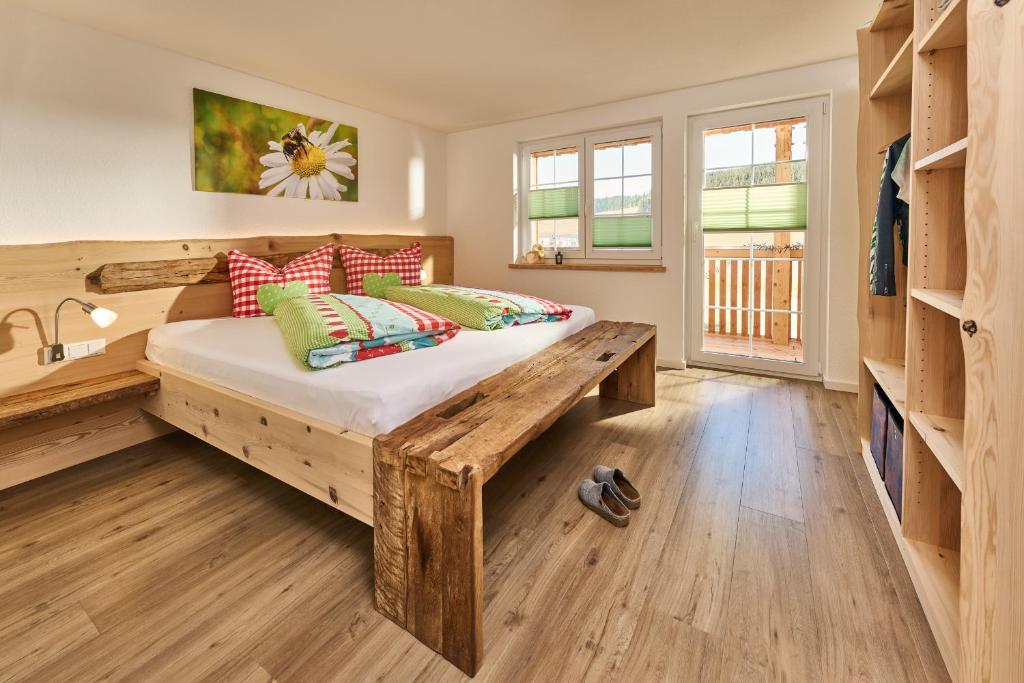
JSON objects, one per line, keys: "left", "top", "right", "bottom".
{"left": 372, "top": 320, "right": 656, "bottom": 676}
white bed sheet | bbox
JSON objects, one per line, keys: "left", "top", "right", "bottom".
{"left": 145, "top": 305, "right": 596, "bottom": 436}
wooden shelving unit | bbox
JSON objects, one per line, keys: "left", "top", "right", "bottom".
{"left": 856, "top": 1, "right": 985, "bottom": 679}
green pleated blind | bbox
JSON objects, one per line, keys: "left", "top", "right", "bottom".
{"left": 528, "top": 187, "right": 579, "bottom": 219}
{"left": 593, "top": 215, "right": 653, "bottom": 248}
{"left": 701, "top": 183, "right": 807, "bottom": 233}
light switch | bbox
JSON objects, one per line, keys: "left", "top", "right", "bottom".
{"left": 41, "top": 338, "right": 107, "bottom": 364}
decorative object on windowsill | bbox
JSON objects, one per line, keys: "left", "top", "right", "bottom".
{"left": 555, "top": 249, "right": 564, "bottom": 265}
{"left": 524, "top": 243, "right": 545, "bottom": 265}
{"left": 45, "top": 298, "right": 118, "bottom": 362}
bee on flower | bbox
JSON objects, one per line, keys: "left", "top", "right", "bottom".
{"left": 258, "top": 122, "right": 356, "bottom": 200}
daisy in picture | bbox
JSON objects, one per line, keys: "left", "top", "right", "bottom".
{"left": 258, "top": 122, "right": 356, "bottom": 200}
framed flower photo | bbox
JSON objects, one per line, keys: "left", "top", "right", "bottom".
{"left": 192, "top": 88, "right": 358, "bottom": 201}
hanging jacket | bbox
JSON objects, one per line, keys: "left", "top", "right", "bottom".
{"left": 869, "top": 133, "right": 911, "bottom": 296}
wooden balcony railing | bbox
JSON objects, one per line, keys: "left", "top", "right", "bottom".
{"left": 704, "top": 247, "right": 804, "bottom": 346}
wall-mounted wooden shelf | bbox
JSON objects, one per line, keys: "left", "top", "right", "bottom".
{"left": 908, "top": 411, "right": 965, "bottom": 490}
{"left": 870, "top": 33, "right": 914, "bottom": 99}
{"left": 915, "top": 137, "right": 968, "bottom": 172}
{"left": 911, "top": 288, "right": 964, "bottom": 319}
{"left": 918, "top": 0, "right": 966, "bottom": 53}
{"left": 870, "top": 0, "right": 914, "bottom": 32}
{"left": 864, "top": 357, "right": 907, "bottom": 417}
{"left": 0, "top": 370, "right": 160, "bottom": 430}
{"left": 508, "top": 262, "right": 666, "bottom": 273}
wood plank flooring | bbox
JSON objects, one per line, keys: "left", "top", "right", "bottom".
{"left": 0, "top": 368, "right": 949, "bottom": 682}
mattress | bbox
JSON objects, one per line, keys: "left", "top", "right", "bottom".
{"left": 145, "top": 305, "right": 596, "bottom": 436}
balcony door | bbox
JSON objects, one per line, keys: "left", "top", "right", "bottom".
{"left": 686, "top": 97, "right": 828, "bottom": 377}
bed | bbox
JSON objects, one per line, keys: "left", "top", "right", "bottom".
{"left": 6, "top": 234, "right": 655, "bottom": 676}
{"left": 144, "top": 305, "right": 597, "bottom": 436}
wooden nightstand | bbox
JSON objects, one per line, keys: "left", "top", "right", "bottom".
{"left": 0, "top": 370, "right": 160, "bottom": 431}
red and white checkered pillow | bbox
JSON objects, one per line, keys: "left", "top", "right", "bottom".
{"left": 227, "top": 244, "right": 334, "bottom": 317}
{"left": 339, "top": 241, "right": 422, "bottom": 295}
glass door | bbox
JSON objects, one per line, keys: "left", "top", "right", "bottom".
{"left": 686, "top": 97, "right": 828, "bottom": 376}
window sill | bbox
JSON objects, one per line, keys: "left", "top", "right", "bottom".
{"left": 508, "top": 262, "right": 666, "bottom": 273}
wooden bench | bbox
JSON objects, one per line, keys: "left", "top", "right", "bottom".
{"left": 372, "top": 320, "right": 656, "bottom": 675}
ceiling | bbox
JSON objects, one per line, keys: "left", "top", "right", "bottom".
{"left": 15, "top": 0, "right": 877, "bottom": 132}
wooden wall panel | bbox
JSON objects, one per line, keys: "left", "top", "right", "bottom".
{"left": 961, "top": 1, "right": 1024, "bottom": 680}
{"left": 0, "top": 234, "right": 453, "bottom": 396}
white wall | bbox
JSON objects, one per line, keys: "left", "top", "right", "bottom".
{"left": 0, "top": 6, "right": 859, "bottom": 388}
{"left": 0, "top": 5, "right": 447, "bottom": 244}
{"left": 446, "top": 58, "right": 860, "bottom": 390}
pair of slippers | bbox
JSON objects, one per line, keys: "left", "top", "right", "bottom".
{"left": 578, "top": 466, "right": 641, "bottom": 527}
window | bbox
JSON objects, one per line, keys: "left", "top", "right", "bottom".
{"left": 519, "top": 124, "right": 661, "bottom": 261}
{"left": 524, "top": 139, "right": 582, "bottom": 253}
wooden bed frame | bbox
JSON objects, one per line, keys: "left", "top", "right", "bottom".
{"left": 0, "top": 235, "right": 655, "bottom": 676}
{"left": 137, "top": 321, "right": 655, "bottom": 675}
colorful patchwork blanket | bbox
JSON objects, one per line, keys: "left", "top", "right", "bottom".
{"left": 258, "top": 282, "right": 460, "bottom": 369}
{"left": 363, "top": 275, "right": 572, "bottom": 331}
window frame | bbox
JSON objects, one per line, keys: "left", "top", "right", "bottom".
{"left": 584, "top": 124, "right": 662, "bottom": 261}
{"left": 518, "top": 123, "right": 662, "bottom": 262}
{"left": 518, "top": 134, "right": 586, "bottom": 259}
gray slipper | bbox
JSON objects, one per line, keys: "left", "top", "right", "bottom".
{"left": 578, "top": 480, "right": 630, "bottom": 527}
{"left": 593, "top": 466, "right": 641, "bottom": 509}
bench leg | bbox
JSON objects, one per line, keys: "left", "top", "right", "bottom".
{"left": 374, "top": 459, "right": 484, "bottom": 676}
{"left": 599, "top": 334, "right": 656, "bottom": 406}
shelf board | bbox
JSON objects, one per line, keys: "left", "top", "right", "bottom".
{"left": 911, "top": 288, "right": 965, "bottom": 319}
{"left": 908, "top": 411, "right": 965, "bottom": 491}
{"left": 919, "top": 0, "right": 967, "bottom": 53}
{"left": 870, "top": 0, "right": 914, "bottom": 32}
{"left": 858, "top": 439, "right": 961, "bottom": 679}
{"left": 915, "top": 137, "right": 968, "bottom": 172}
{"left": 0, "top": 370, "right": 160, "bottom": 430}
{"left": 863, "top": 357, "right": 907, "bottom": 417}
{"left": 870, "top": 33, "right": 914, "bottom": 100}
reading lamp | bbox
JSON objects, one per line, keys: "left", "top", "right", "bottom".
{"left": 48, "top": 297, "right": 118, "bottom": 362}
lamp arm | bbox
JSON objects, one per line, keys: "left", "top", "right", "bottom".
{"left": 54, "top": 297, "right": 93, "bottom": 346}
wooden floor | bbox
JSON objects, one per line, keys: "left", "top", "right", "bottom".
{"left": 0, "top": 368, "right": 949, "bottom": 682}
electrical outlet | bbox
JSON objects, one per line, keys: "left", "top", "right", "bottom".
{"left": 41, "top": 338, "right": 106, "bottom": 365}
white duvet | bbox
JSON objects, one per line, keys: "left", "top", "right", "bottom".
{"left": 145, "top": 305, "right": 596, "bottom": 436}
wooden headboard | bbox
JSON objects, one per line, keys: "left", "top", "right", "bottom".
{"left": 0, "top": 234, "right": 453, "bottom": 396}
